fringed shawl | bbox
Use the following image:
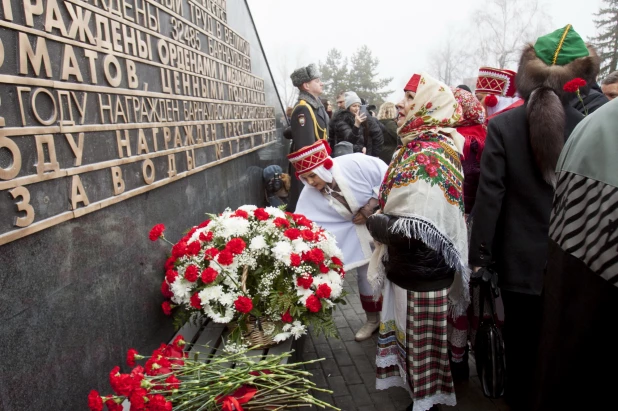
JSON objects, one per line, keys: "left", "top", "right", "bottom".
{"left": 368, "top": 73, "right": 470, "bottom": 317}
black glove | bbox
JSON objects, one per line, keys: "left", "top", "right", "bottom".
{"left": 366, "top": 213, "right": 394, "bottom": 245}
{"left": 283, "top": 126, "right": 293, "bottom": 140}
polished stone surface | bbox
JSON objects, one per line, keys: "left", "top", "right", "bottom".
{"left": 0, "top": 0, "right": 288, "bottom": 409}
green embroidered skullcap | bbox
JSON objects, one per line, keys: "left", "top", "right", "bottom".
{"left": 534, "top": 24, "right": 589, "bottom": 66}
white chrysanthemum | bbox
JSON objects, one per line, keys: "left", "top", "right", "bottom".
{"left": 296, "top": 287, "right": 313, "bottom": 304}
{"left": 292, "top": 238, "right": 310, "bottom": 255}
{"left": 272, "top": 241, "right": 293, "bottom": 263}
{"left": 199, "top": 285, "right": 223, "bottom": 302}
{"left": 170, "top": 278, "right": 192, "bottom": 305}
{"left": 238, "top": 205, "right": 257, "bottom": 213}
{"left": 249, "top": 235, "right": 267, "bottom": 250}
{"left": 313, "top": 274, "right": 330, "bottom": 287}
{"left": 264, "top": 206, "right": 285, "bottom": 218}
{"left": 328, "top": 270, "right": 342, "bottom": 285}
{"left": 290, "top": 321, "right": 307, "bottom": 339}
{"left": 218, "top": 292, "right": 235, "bottom": 307}
{"left": 218, "top": 217, "right": 250, "bottom": 238}
{"left": 282, "top": 323, "right": 293, "bottom": 332}
{"left": 273, "top": 332, "right": 292, "bottom": 343}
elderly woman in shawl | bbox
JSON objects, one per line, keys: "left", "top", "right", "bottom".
{"left": 366, "top": 73, "right": 469, "bottom": 411}
{"left": 288, "top": 140, "right": 388, "bottom": 341}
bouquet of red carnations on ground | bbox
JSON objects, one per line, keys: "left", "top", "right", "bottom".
{"left": 88, "top": 336, "right": 339, "bottom": 411}
{"left": 150, "top": 205, "right": 346, "bottom": 348}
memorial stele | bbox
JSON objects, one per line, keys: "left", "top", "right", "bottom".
{"left": 0, "top": 0, "right": 277, "bottom": 245}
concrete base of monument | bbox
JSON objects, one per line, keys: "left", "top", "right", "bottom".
{"left": 121, "top": 319, "right": 297, "bottom": 410}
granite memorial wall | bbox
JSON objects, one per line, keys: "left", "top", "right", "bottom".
{"left": 0, "top": 0, "right": 287, "bottom": 408}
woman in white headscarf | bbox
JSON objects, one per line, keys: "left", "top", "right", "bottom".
{"left": 366, "top": 73, "right": 470, "bottom": 411}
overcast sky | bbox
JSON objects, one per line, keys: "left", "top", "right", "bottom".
{"left": 247, "top": 0, "right": 602, "bottom": 104}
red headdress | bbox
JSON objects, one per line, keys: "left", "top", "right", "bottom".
{"left": 287, "top": 140, "right": 333, "bottom": 178}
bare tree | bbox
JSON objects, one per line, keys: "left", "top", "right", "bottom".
{"left": 472, "top": 0, "right": 549, "bottom": 69}
{"left": 273, "top": 52, "right": 303, "bottom": 110}
{"left": 428, "top": 32, "right": 475, "bottom": 87}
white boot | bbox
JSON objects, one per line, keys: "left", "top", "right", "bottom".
{"left": 355, "top": 311, "right": 380, "bottom": 341}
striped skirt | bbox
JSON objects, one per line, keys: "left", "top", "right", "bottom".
{"left": 376, "top": 280, "right": 456, "bottom": 411}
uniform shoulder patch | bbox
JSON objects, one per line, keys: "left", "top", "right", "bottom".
{"left": 298, "top": 114, "right": 305, "bottom": 126}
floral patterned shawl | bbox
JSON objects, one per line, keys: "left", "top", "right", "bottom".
{"left": 368, "top": 73, "right": 470, "bottom": 317}
{"left": 451, "top": 87, "right": 487, "bottom": 161}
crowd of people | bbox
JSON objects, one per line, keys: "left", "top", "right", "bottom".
{"left": 281, "top": 23, "right": 617, "bottom": 411}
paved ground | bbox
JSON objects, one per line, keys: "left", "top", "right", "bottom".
{"left": 299, "top": 273, "right": 509, "bottom": 411}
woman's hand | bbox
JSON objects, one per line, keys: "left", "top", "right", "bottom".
{"left": 354, "top": 112, "right": 367, "bottom": 127}
{"left": 352, "top": 212, "right": 367, "bottom": 225}
{"left": 362, "top": 147, "right": 367, "bottom": 154}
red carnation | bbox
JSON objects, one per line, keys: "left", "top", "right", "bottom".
{"left": 319, "top": 263, "right": 329, "bottom": 273}
{"left": 146, "top": 394, "right": 173, "bottom": 411}
{"left": 87, "top": 390, "right": 103, "bottom": 411}
{"left": 290, "top": 253, "right": 301, "bottom": 267}
{"left": 301, "top": 230, "right": 315, "bottom": 242}
{"left": 292, "top": 213, "right": 312, "bottom": 227}
{"left": 217, "top": 250, "right": 234, "bottom": 266}
{"left": 204, "top": 247, "right": 219, "bottom": 260}
{"left": 149, "top": 224, "right": 165, "bottom": 241}
{"left": 254, "top": 208, "right": 269, "bottom": 221}
{"left": 234, "top": 296, "right": 253, "bottom": 313}
{"left": 232, "top": 209, "right": 249, "bottom": 218}
{"left": 145, "top": 356, "right": 171, "bottom": 376}
{"left": 172, "top": 335, "right": 186, "bottom": 348}
{"left": 105, "top": 398, "right": 123, "bottom": 411}
{"left": 164, "top": 257, "right": 176, "bottom": 271}
{"left": 198, "top": 219, "right": 211, "bottom": 228}
{"left": 187, "top": 226, "right": 197, "bottom": 238}
{"left": 201, "top": 267, "right": 218, "bottom": 283}
{"left": 165, "top": 374, "right": 181, "bottom": 390}
{"left": 129, "top": 388, "right": 147, "bottom": 410}
{"left": 171, "top": 241, "right": 188, "bottom": 259}
{"left": 296, "top": 275, "right": 313, "bottom": 289}
{"left": 284, "top": 228, "right": 302, "bottom": 240}
{"left": 161, "top": 281, "right": 173, "bottom": 298}
{"left": 273, "top": 217, "right": 290, "bottom": 228}
{"left": 165, "top": 269, "right": 178, "bottom": 284}
{"left": 303, "top": 248, "right": 325, "bottom": 264}
{"left": 184, "top": 265, "right": 199, "bottom": 282}
{"left": 190, "top": 292, "right": 202, "bottom": 309}
{"left": 331, "top": 256, "right": 343, "bottom": 267}
{"left": 305, "top": 295, "right": 322, "bottom": 313}
{"left": 186, "top": 241, "right": 201, "bottom": 256}
{"left": 316, "top": 283, "right": 332, "bottom": 299}
{"left": 448, "top": 185, "right": 461, "bottom": 199}
{"left": 563, "top": 78, "right": 587, "bottom": 93}
{"left": 162, "top": 301, "right": 172, "bottom": 316}
{"left": 109, "top": 367, "right": 134, "bottom": 396}
{"left": 199, "top": 231, "right": 214, "bottom": 242}
{"left": 225, "top": 238, "right": 246, "bottom": 255}
{"left": 126, "top": 348, "right": 141, "bottom": 367}
{"left": 484, "top": 94, "right": 498, "bottom": 107}
{"left": 281, "top": 310, "right": 293, "bottom": 323}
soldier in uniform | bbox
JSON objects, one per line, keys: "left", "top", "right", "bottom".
{"left": 287, "top": 64, "right": 329, "bottom": 211}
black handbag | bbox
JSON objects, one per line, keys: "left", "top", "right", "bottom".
{"left": 473, "top": 267, "right": 506, "bottom": 398}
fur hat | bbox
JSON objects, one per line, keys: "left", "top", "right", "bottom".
{"left": 344, "top": 91, "right": 362, "bottom": 109}
{"left": 515, "top": 24, "right": 598, "bottom": 187}
{"left": 290, "top": 64, "right": 321, "bottom": 87}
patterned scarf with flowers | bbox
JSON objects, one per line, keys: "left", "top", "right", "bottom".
{"left": 368, "top": 73, "right": 470, "bottom": 317}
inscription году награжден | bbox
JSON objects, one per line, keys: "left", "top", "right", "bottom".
{"left": 0, "top": 0, "right": 277, "bottom": 245}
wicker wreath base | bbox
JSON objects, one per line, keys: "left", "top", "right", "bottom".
{"left": 228, "top": 316, "right": 283, "bottom": 348}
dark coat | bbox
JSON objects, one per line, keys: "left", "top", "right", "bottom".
{"left": 378, "top": 118, "right": 400, "bottom": 164}
{"left": 468, "top": 104, "right": 584, "bottom": 295}
{"left": 366, "top": 214, "right": 455, "bottom": 292}
{"left": 569, "top": 83, "right": 609, "bottom": 115}
{"left": 287, "top": 93, "right": 329, "bottom": 212}
{"left": 462, "top": 140, "right": 481, "bottom": 214}
{"left": 329, "top": 110, "right": 384, "bottom": 157}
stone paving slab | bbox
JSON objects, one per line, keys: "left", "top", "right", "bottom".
{"left": 300, "top": 273, "right": 509, "bottom": 411}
